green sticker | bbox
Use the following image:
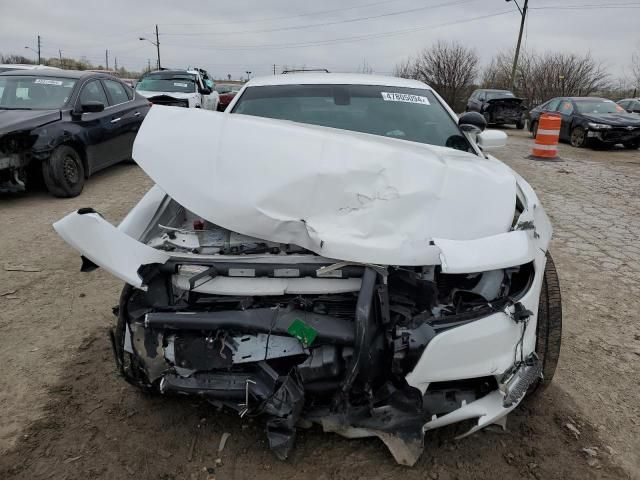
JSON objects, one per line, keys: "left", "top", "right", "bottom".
{"left": 287, "top": 318, "right": 317, "bottom": 347}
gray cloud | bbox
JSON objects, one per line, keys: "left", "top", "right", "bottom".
{"left": 1, "top": 0, "right": 637, "bottom": 80}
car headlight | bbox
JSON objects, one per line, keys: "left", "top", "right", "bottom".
{"left": 587, "top": 122, "right": 612, "bottom": 130}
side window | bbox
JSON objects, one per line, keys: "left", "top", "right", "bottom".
{"left": 477, "top": 91, "right": 485, "bottom": 101}
{"left": 546, "top": 98, "right": 561, "bottom": 111}
{"left": 123, "top": 83, "right": 134, "bottom": 100}
{"left": 558, "top": 100, "right": 573, "bottom": 115}
{"left": 618, "top": 100, "right": 628, "bottom": 109}
{"left": 633, "top": 101, "right": 640, "bottom": 112}
{"left": 103, "top": 79, "right": 129, "bottom": 105}
{"left": 79, "top": 80, "right": 108, "bottom": 105}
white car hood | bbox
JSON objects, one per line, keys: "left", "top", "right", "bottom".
{"left": 136, "top": 90, "right": 197, "bottom": 100}
{"left": 132, "top": 107, "right": 517, "bottom": 265}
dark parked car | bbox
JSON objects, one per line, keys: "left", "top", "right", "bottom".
{"left": 529, "top": 97, "right": 640, "bottom": 149}
{"left": 617, "top": 98, "right": 640, "bottom": 115}
{"left": 466, "top": 89, "right": 526, "bottom": 129}
{"left": 215, "top": 83, "right": 242, "bottom": 111}
{"left": 0, "top": 69, "right": 150, "bottom": 196}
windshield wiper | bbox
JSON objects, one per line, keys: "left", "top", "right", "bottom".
{"left": 0, "top": 107, "right": 34, "bottom": 110}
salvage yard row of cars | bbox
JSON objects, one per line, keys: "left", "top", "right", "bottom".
{"left": 2, "top": 63, "right": 638, "bottom": 197}
{"left": 466, "top": 88, "right": 640, "bottom": 149}
{"left": 49, "top": 72, "right": 563, "bottom": 465}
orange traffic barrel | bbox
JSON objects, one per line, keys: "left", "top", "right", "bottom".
{"left": 531, "top": 113, "right": 561, "bottom": 159}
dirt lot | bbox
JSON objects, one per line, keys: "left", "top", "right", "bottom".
{"left": 0, "top": 129, "right": 638, "bottom": 479}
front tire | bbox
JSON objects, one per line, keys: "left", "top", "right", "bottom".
{"left": 570, "top": 126, "right": 588, "bottom": 148}
{"left": 515, "top": 120, "right": 525, "bottom": 130}
{"left": 42, "top": 145, "right": 85, "bottom": 197}
{"left": 532, "top": 252, "right": 562, "bottom": 391}
{"left": 623, "top": 140, "right": 639, "bottom": 149}
{"left": 530, "top": 120, "right": 538, "bottom": 138}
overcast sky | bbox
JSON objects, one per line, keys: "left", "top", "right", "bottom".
{"left": 1, "top": 0, "right": 639, "bottom": 80}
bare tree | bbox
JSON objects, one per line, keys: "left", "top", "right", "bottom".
{"left": 482, "top": 49, "right": 609, "bottom": 107}
{"left": 394, "top": 41, "right": 479, "bottom": 111}
{"left": 357, "top": 58, "right": 374, "bottom": 75}
{"left": 631, "top": 44, "right": 640, "bottom": 94}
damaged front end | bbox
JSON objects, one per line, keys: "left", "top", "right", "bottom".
{"left": 54, "top": 107, "right": 553, "bottom": 465}
{"left": 58, "top": 191, "right": 547, "bottom": 466}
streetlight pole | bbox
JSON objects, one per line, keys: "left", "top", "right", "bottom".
{"left": 507, "top": 0, "right": 528, "bottom": 92}
{"left": 25, "top": 35, "right": 41, "bottom": 65}
{"left": 245, "top": 71, "right": 252, "bottom": 81}
{"left": 140, "top": 26, "right": 161, "bottom": 71}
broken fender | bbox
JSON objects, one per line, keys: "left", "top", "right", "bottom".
{"left": 53, "top": 211, "right": 170, "bottom": 289}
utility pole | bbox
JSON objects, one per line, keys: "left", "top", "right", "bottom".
{"left": 155, "top": 24, "right": 161, "bottom": 69}
{"left": 273, "top": 64, "right": 276, "bottom": 75}
{"left": 58, "top": 49, "right": 63, "bottom": 69}
{"left": 508, "top": 0, "right": 528, "bottom": 92}
{"left": 37, "top": 35, "right": 41, "bottom": 64}
{"left": 115, "top": 57, "right": 118, "bottom": 71}
{"left": 147, "top": 59, "right": 151, "bottom": 72}
{"left": 105, "top": 49, "right": 109, "bottom": 70}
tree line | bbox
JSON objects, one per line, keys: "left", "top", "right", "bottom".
{"left": 0, "top": 53, "right": 145, "bottom": 79}
{"left": 395, "top": 41, "right": 640, "bottom": 113}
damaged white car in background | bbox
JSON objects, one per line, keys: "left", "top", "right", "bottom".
{"left": 54, "top": 74, "right": 562, "bottom": 466}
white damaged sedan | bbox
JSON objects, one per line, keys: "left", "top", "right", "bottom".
{"left": 54, "top": 73, "right": 561, "bottom": 465}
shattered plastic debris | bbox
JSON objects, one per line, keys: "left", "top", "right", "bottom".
{"left": 218, "top": 432, "right": 230, "bottom": 453}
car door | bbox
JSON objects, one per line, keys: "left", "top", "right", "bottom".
{"left": 102, "top": 78, "right": 141, "bottom": 164}
{"left": 556, "top": 99, "right": 575, "bottom": 140}
{"left": 74, "top": 78, "right": 113, "bottom": 174}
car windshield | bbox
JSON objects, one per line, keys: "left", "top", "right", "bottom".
{"left": 136, "top": 74, "right": 197, "bottom": 93}
{"left": 575, "top": 99, "right": 624, "bottom": 114}
{"left": 232, "top": 84, "right": 472, "bottom": 152}
{"left": 485, "top": 90, "right": 515, "bottom": 100}
{"left": 0, "top": 76, "right": 76, "bottom": 109}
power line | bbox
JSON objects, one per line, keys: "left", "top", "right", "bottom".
{"left": 160, "top": 0, "right": 406, "bottom": 27}
{"left": 163, "top": 9, "right": 515, "bottom": 51}
{"left": 531, "top": 2, "right": 640, "bottom": 10}
{"left": 162, "top": 0, "right": 478, "bottom": 37}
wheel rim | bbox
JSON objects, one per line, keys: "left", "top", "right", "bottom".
{"left": 62, "top": 155, "right": 79, "bottom": 184}
{"left": 571, "top": 129, "right": 584, "bottom": 146}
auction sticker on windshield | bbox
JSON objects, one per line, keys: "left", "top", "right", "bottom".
{"left": 381, "top": 92, "right": 430, "bottom": 105}
{"left": 34, "top": 79, "right": 63, "bottom": 86}
{"left": 173, "top": 82, "right": 188, "bottom": 87}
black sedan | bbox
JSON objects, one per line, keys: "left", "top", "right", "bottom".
{"left": 0, "top": 69, "right": 150, "bottom": 197}
{"left": 466, "top": 89, "right": 526, "bottom": 129}
{"left": 529, "top": 97, "right": 640, "bottom": 149}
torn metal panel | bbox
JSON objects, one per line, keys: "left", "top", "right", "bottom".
{"left": 53, "top": 210, "right": 170, "bottom": 289}
{"left": 132, "top": 107, "right": 517, "bottom": 265}
{"left": 433, "top": 230, "right": 535, "bottom": 274}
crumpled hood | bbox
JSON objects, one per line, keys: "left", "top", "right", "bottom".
{"left": 581, "top": 112, "right": 640, "bottom": 127}
{"left": 0, "top": 109, "right": 61, "bottom": 135}
{"left": 132, "top": 107, "right": 517, "bottom": 265}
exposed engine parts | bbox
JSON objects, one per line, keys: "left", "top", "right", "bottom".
{"left": 112, "top": 250, "right": 536, "bottom": 463}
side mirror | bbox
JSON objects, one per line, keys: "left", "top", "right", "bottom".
{"left": 200, "top": 86, "right": 212, "bottom": 95}
{"left": 476, "top": 129, "right": 507, "bottom": 150}
{"left": 458, "top": 111, "right": 487, "bottom": 133}
{"left": 81, "top": 101, "right": 104, "bottom": 113}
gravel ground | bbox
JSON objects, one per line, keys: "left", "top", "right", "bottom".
{"left": 0, "top": 129, "right": 638, "bottom": 479}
